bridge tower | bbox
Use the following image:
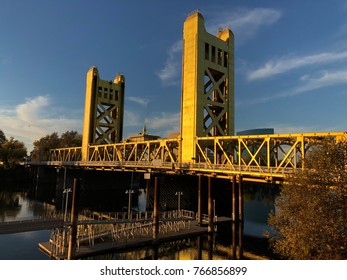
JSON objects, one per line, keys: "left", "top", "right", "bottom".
{"left": 82, "top": 67, "right": 125, "bottom": 161}
{"left": 180, "top": 11, "right": 234, "bottom": 163}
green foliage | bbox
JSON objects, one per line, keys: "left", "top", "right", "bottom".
{"left": 0, "top": 137, "right": 27, "bottom": 168}
{"left": 267, "top": 139, "right": 347, "bottom": 259}
{"left": 0, "top": 130, "right": 7, "bottom": 144}
{"left": 31, "top": 131, "right": 82, "bottom": 161}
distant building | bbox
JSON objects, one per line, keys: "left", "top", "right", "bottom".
{"left": 237, "top": 128, "right": 274, "bottom": 136}
{"left": 128, "top": 126, "right": 161, "bottom": 142}
{"left": 166, "top": 131, "right": 180, "bottom": 139}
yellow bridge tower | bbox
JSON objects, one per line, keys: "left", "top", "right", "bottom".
{"left": 81, "top": 67, "right": 125, "bottom": 161}
{"left": 180, "top": 11, "right": 234, "bottom": 163}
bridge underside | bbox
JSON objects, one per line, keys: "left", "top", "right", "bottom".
{"left": 33, "top": 132, "right": 347, "bottom": 183}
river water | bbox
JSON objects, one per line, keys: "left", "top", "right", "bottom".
{"left": 0, "top": 183, "right": 278, "bottom": 260}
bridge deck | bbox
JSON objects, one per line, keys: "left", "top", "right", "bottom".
{"left": 30, "top": 132, "right": 347, "bottom": 182}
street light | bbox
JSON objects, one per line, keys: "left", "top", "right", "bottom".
{"left": 125, "top": 189, "right": 135, "bottom": 220}
{"left": 175, "top": 191, "right": 184, "bottom": 215}
{"left": 63, "top": 187, "right": 72, "bottom": 222}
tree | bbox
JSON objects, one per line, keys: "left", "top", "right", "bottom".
{"left": 266, "top": 139, "right": 347, "bottom": 259}
{"left": 0, "top": 130, "right": 6, "bottom": 144}
{"left": 0, "top": 137, "right": 27, "bottom": 168}
{"left": 31, "top": 131, "right": 82, "bottom": 161}
{"left": 59, "top": 131, "right": 82, "bottom": 148}
{"left": 31, "top": 132, "right": 60, "bottom": 161}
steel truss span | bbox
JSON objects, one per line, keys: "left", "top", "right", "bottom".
{"left": 46, "top": 132, "right": 347, "bottom": 183}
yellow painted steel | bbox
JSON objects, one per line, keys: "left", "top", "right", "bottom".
{"left": 42, "top": 12, "right": 347, "bottom": 183}
{"left": 180, "top": 11, "right": 234, "bottom": 163}
{"left": 49, "top": 132, "right": 347, "bottom": 182}
{"left": 82, "top": 67, "right": 125, "bottom": 161}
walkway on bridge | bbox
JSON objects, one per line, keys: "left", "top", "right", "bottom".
{"left": 37, "top": 131, "right": 347, "bottom": 182}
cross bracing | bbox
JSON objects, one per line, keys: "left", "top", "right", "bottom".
{"left": 46, "top": 132, "right": 347, "bottom": 183}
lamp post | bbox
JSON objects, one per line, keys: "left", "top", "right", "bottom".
{"left": 63, "top": 187, "right": 72, "bottom": 222}
{"left": 175, "top": 191, "right": 184, "bottom": 216}
{"left": 125, "top": 189, "right": 135, "bottom": 220}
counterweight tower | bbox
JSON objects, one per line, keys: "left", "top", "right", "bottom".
{"left": 180, "top": 11, "right": 234, "bottom": 162}
{"left": 82, "top": 67, "right": 125, "bottom": 161}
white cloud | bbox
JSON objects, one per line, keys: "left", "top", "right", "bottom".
{"left": 127, "top": 96, "right": 150, "bottom": 106}
{"left": 0, "top": 96, "right": 82, "bottom": 153}
{"left": 248, "top": 50, "right": 347, "bottom": 80}
{"left": 293, "top": 70, "right": 347, "bottom": 94}
{"left": 123, "top": 110, "right": 142, "bottom": 127}
{"left": 207, "top": 8, "right": 282, "bottom": 42}
{"left": 156, "top": 40, "right": 182, "bottom": 86}
{"left": 123, "top": 111, "right": 180, "bottom": 138}
{"left": 246, "top": 69, "right": 347, "bottom": 105}
{"left": 157, "top": 8, "right": 281, "bottom": 86}
{"left": 145, "top": 112, "right": 180, "bottom": 137}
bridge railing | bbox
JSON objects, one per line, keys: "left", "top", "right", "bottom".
{"left": 195, "top": 131, "right": 347, "bottom": 175}
{"left": 46, "top": 132, "right": 347, "bottom": 179}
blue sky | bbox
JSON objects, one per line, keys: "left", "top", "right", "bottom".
{"left": 1, "top": 0, "right": 347, "bottom": 152}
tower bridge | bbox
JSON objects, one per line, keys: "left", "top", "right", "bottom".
{"left": 26, "top": 11, "right": 347, "bottom": 259}
{"left": 48, "top": 131, "right": 347, "bottom": 183}
{"left": 32, "top": 11, "right": 347, "bottom": 183}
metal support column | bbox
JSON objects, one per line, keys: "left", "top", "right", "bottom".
{"left": 67, "top": 178, "right": 80, "bottom": 260}
{"left": 231, "top": 221, "right": 237, "bottom": 259}
{"left": 237, "top": 220, "right": 244, "bottom": 260}
{"left": 208, "top": 177, "right": 213, "bottom": 233}
{"left": 238, "top": 176, "right": 243, "bottom": 221}
{"left": 152, "top": 176, "right": 159, "bottom": 240}
{"left": 231, "top": 175, "right": 237, "bottom": 222}
{"left": 198, "top": 175, "right": 203, "bottom": 226}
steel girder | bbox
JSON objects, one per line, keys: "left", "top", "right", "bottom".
{"left": 47, "top": 132, "right": 347, "bottom": 181}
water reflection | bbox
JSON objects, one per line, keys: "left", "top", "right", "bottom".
{"left": 0, "top": 192, "right": 21, "bottom": 222}
{"left": 0, "top": 191, "right": 55, "bottom": 222}
{"left": 0, "top": 181, "right": 279, "bottom": 260}
{"left": 0, "top": 190, "right": 55, "bottom": 260}
{"left": 82, "top": 226, "right": 246, "bottom": 260}
{"left": 243, "top": 183, "right": 278, "bottom": 238}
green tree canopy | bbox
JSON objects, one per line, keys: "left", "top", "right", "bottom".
{"left": 267, "top": 139, "right": 347, "bottom": 259}
{"left": 31, "top": 131, "right": 82, "bottom": 161}
{"left": 0, "top": 130, "right": 7, "bottom": 144}
{"left": 0, "top": 137, "right": 27, "bottom": 168}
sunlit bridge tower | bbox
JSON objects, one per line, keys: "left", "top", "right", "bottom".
{"left": 180, "top": 11, "right": 235, "bottom": 162}
{"left": 82, "top": 66, "right": 125, "bottom": 161}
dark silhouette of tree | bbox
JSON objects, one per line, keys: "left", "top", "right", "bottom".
{"left": 31, "top": 131, "right": 82, "bottom": 161}
{"left": 0, "top": 137, "right": 27, "bottom": 168}
{"left": 266, "top": 139, "right": 347, "bottom": 259}
{"left": 0, "top": 130, "right": 7, "bottom": 144}
{"left": 60, "top": 131, "right": 82, "bottom": 148}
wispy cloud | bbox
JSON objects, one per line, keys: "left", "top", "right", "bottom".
{"left": 207, "top": 8, "right": 282, "bottom": 42}
{"left": 127, "top": 96, "right": 150, "bottom": 106}
{"left": 295, "top": 70, "right": 347, "bottom": 93}
{"left": 248, "top": 50, "right": 347, "bottom": 80}
{"left": 157, "top": 7, "right": 281, "bottom": 86}
{"left": 247, "top": 69, "right": 347, "bottom": 104}
{"left": 0, "top": 96, "right": 81, "bottom": 152}
{"left": 145, "top": 112, "right": 180, "bottom": 137}
{"left": 123, "top": 111, "right": 180, "bottom": 138}
{"left": 156, "top": 40, "right": 182, "bottom": 86}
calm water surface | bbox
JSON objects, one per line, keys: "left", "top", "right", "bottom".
{"left": 0, "top": 184, "right": 277, "bottom": 260}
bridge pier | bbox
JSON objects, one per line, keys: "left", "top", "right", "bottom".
{"left": 231, "top": 175, "right": 244, "bottom": 222}
{"left": 230, "top": 175, "right": 244, "bottom": 259}
{"left": 198, "top": 175, "right": 203, "bottom": 225}
{"left": 208, "top": 177, "right": 213, "bottom": 233}
{"left": 238, "top": 176, "right": 244, "bottom": 221}
{"left": 67, "top": 178, "right": 80, "bottom": 260}
{"left": 152, "top": 176, "right": 160, "bottom": 240}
